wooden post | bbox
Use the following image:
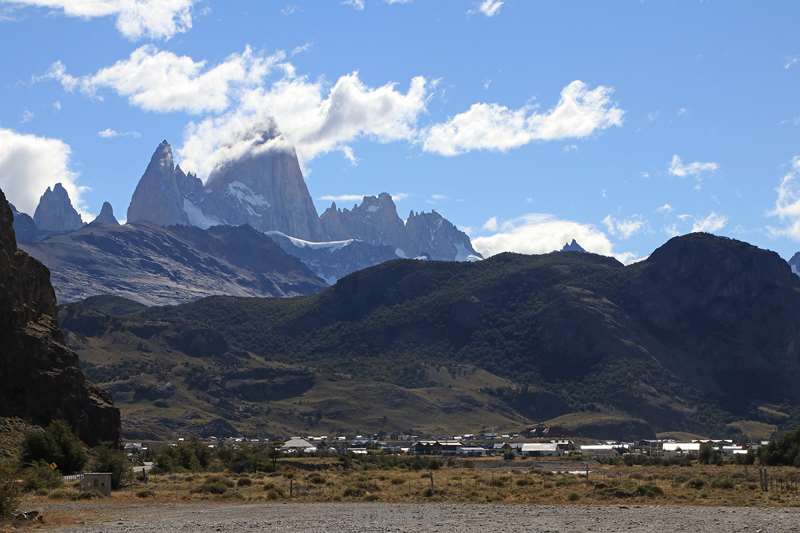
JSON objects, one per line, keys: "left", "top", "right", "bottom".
{"left": 429, "top": 472, "right": 434, "bottom": 494}
{"left": 290, "top": 478, "right": 294, "bottom": 498}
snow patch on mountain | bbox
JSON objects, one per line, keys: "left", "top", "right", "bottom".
{"left": 184, "top": 199, "right": 220, "bottom": 229}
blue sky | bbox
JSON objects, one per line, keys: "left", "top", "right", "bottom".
{"left": 1, "top": 0, "right": 800, "bottom": 261}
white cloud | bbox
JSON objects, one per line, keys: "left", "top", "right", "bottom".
{"left": 469, "top": 0, "right": 503, "bottom": 17}
{"left": 52, "top": 99, "right": 62, "bottom": 111}
{"left": 179, "top": 71, "right": 429, "bottom": 179}
{"left": 0, "top": 128, "right": 87, "bottom": 216}
{"left": 342, "top": 0, "right": 364, "bottom": 10}
{"left": 45, "top": 45, "right": 284, "bottom": 114}
{"left": 785, "top": 56, "right": 799, "bottom": 70}
{"left": 691, "top": 212, "right": 727, "bottom": 233}
{"left": 656, "top": 203, "right": 673, "bottom": 214}
{"left": 472, "top": 213, "right": 638, "bottom": 264}
{"left": 768, "top": 156, "right": 800, "bottom": 240}
{"left": 422, "top": 80, "right": 623, "bottom": 156}
{"left": 320, "top": 194, "right": 367, "bottom": 203}
{"left": 668, "top": 154, "right": 719, "bottom": 177}
{"left": 482, "top": 216, "right": 499, "bottom": 232}
{"left": 1, "top": 0, "right": 196, "bottom": 40}
{"left": 98, "top": 128, "right": 141, "bottom": 139}
{"left": 319, "top": 192, "right": 407, "bottom": 203}
{"left": 602, "top": 214, "right": 645, "bottom": 239}
{"left": 20, "top": 109, "right": 34, "bottom": 123}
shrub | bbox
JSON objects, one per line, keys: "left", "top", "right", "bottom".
{"left": 192, "top": 482, "right": 228, "bottom": 495}
{"left": 155, "top": 440, "right": 212, "bottom": 473}
{"left": 0, "top": 465, "right": 19, "bottom": 520}
{"left": 236, "top": 478, "right": 253, "bottom": 487}
{"left": 343, "top": 486, "right": 365, "bottom": 497}
{"left": 21, "top": 461, "right": 63, "bottom": 492}
{"left": 306, "top": 474, "right": 325, "bottom": 485}
{"left": 92, "top": 445, "right": 131, "bottom": 490}
{"left": 567, "top": 492, "right": 581, "bottom": 501}
{"left": 759, "top": 428, "right": 800, "bottom": 466}
{"left": 135, "top": 489, "right": 155, "bottom": 498}
{"left": 21, "top": 421, "right": 87, "bottom": 474}
{"left": 699, "top": 443, "right": 722, "bottom": 465}
{"left": 635, "top": 484, "right": 664, "bottom": 498}
{"left": 687, "top": 478, "right": 705, "bottom": 490}
{"left": 711, "top": 478, "right": 735, "bottom": 490}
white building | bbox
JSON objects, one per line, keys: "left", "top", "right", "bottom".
{"left": 281, "top": 437, "right": 317, "bottom": 453}
{"left": 520, "top": 442, "right": 560, "bottom": 457}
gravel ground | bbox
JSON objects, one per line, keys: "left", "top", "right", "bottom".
{"left": 41, "top": 503, "right": 800, "bottom": 532}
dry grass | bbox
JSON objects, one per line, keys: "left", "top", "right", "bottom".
{"left": 18, "top": 460, "right": 800, "bottom": 509}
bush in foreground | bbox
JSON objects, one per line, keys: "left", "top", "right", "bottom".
{"left": 21, "top": 421, "right": 86, "bottom": 474}
{"left": 93, "top": 445, "right": 131, "bottom": 489}
{"left": 21, "top": 461, "right": 63, "bottom": 492}
{"left": 759, "top": 428, "right": 800, "bottom": 466}
{"left": 0, "top": 465, "right": 19, "bottom": 520}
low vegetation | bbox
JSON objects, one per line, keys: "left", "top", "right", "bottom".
{"left": 20, "top": 421, "right": 87, "bottom": 474}
{"left": 759, "top": 428, "right": 800, "bottom": 466}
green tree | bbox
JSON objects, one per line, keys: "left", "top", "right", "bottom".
{"left": 21, "top": 421, "right": 87, "bottom": 474}
{"left": 759, "top": 428, "right": 800, "bottom": 466}
{"left": 698, "top": 442, "right": 722, "bottom": 465}
{"left": 93, "top": 445, "right": 131, "bottom": 490}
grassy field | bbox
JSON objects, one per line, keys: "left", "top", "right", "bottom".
{"left": 18, "top": 458, "right": 800, "bottom": 509}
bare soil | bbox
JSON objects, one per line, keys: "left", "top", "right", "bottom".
{"left": 29, "top": 502, "right": 800, "bottom": 532}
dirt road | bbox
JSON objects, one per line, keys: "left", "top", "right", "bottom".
{"left": 40, "top": 502, "right": 800, "bottom": 532}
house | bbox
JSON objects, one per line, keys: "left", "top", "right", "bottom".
{"left": 520, "top": 442, "right": 560, "bottom": 457}
{"left": 456, "top": 447, "right": 488, "bottom": 457}
{"left": 662, "top": 442, "right": 701, "bottom": 456}
{"left": 412, "top": 440, "right": 463, "bottom": 455}
{"left": 580, "top": 444, "right": 627, "bottom": 458}
{"left": 347, "top": 448, "right": 368, "bottom": 455}
{"left": 281, "top": 437, "right": 316, "bottom": 454}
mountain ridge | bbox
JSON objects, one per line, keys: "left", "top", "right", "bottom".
{"left": 59, "top": 232, "right": 800, "bottom": 439}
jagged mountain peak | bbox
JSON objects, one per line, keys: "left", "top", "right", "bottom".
{"left": 90, "top": 202, "right": 120, "bottom": 226}
{"left": 33, "top": 182, "right": 83, "bottom": 232}
{"left": 561, "top": 239, "right": 586, "bottom": 253}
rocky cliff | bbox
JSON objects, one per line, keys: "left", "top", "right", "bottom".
{"left": 0, "top": 187, "right": 119, "bottom": 446}
{"left": 33, "top": 183, "right": 83, "bottom": 232}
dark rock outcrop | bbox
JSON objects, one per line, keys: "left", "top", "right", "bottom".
{"left": 21, "top": 222, "right": 326, "bottom": 306}
{"left": 0, "top": 187, "right": 119, "bottom": 446}
{"left": 789, "top": 252, "right": 800, "bottom": 275}
{"left": 33, "top": 183, "right": 83, "bottom": 232}
{"left": 89, "top": 202, "right": 120, "bottom": 226}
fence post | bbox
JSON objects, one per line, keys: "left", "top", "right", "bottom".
{"left": 290, "top": 478, "right": 293, "bottom": 498}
